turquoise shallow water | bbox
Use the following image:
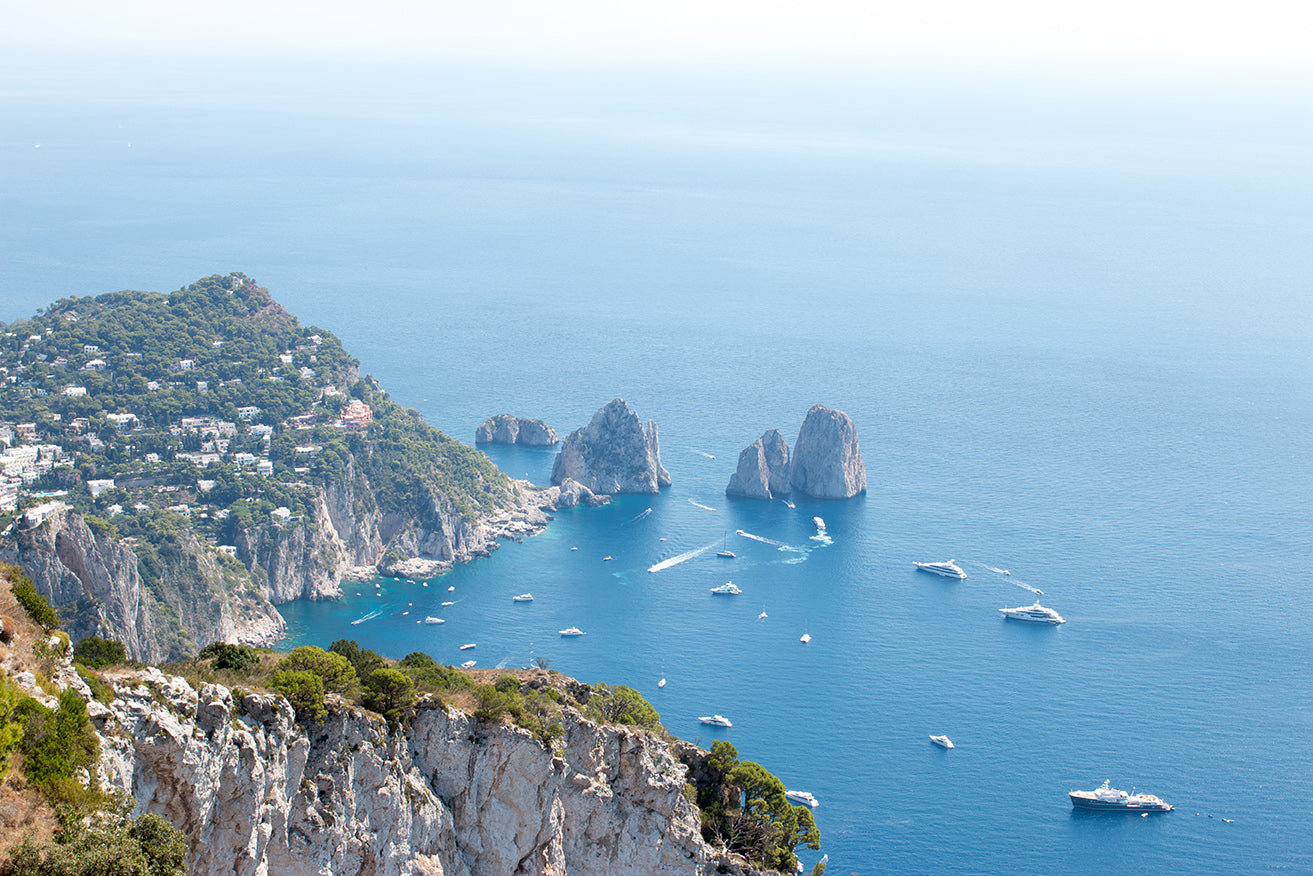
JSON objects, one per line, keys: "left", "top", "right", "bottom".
{"left": 5, "top": 58, "right": 1312, "bottom": 873}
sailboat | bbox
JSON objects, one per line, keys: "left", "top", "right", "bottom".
{"left": 717, "top": 532, "right": 736, "bottom": 558}
{"left": 757, "top": 606, "right": 768, "bottom": 621}
{"left": 800, "top": 623, "right": 811, "bottom": 644}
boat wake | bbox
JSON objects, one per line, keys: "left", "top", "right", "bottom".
{"left": 687, "top": 499, "right": 716, "bottom": 512}
{"left": 350, "top": 609, "right": 383, "bottom": 626}
{"left": 627, "top": 507, "right": 653, "bottom": 524}
{"left": 735, "top": 529, "right": 786, "bottom": 548}
{"left": 810, "top": 517, "right": 833, "bottom": 546}
{"left": 688, "top": 448, "right": 716, "bottom": 459}
{"left": 648, "top": 541, "right": 717, "bottom": 573}
{"left": 1013, "top": 580, "right": 1044, "bottom": 595}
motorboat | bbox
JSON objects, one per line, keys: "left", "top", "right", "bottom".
{"left": 999, "top": 602, "right": 1065, "bottom": 624}
{"left": 930, "top": 735, "right": 955, "bottom": 749}
{"left": 460, "top": 660, "right": 476, "bottom": 669}
{"left": 559, "top": 627, "right": 584, "bottom": 637}
{"left": 699, "top": 715, "right": 733, "bottom": 728}
{"left": 784, "top": 790, "right": 819, "bottom": 807}
{"left": 423, "top": 616, "right": 444, "bottom": 625}
{"left": 710, "top": 582, "right": 742, "bottom": 595}
{"left": 800, "top": 631, "right": 811, "bottom": 644}
{"left": 459, "top": 643, "right": 476, "bottom": 650}
{"left": 441, "top": 601, "right": 454, "bottom": 606}
{"left": 512, "top": 593, "right": 534, "bottom": 602}
{"left": 1070, "top": 780, "right": 1173, "bottom": 812}
{"left": 658, "top": 677, "right": 666, "bottom": 688}
{"left": 913, "top": 560, "right": 967, "bottom": 579}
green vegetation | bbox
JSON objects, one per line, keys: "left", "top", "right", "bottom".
{"left": 196, "top": 642, "right": 259, "bottom": 672}
{"left": 7, "top": 566, "right": 59, "bottom": 631}
{"left": 73, "top": 636, "right": 127, "bottom": 669}
{"left": 583, "top": 684, "right": 661, "bottom": 731}
{"left": 1, "top": 802, "right": 188, "bottom": 876}
{"left": 692, "top": 740, "right": 821, "bottom": 872}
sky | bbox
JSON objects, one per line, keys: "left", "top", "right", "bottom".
{"left": 3, "top": 0, "right": 1311, "bottom": 75}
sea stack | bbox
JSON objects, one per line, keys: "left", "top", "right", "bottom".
{"left": 725, "top": 429, "right": 791, "bottom": 499}
{"left": 550, "top": 399, "right": 672, "bottom": 495}
{"left": 789, "top": 404, "right": 866, "bottom": 499}
{"left": 475, "top": 415, "right": 559, "bottom": 446}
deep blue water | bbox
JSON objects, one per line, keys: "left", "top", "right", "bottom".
{"left": 4, "top": 56, "right": 1312, "bottom": 873}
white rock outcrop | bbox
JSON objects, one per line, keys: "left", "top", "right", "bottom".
{"left": 789, "top": 405, "right": 866, "bottom": 500}
{"left": 550, "top": 400, "right": 672, "bottom": 496}
{"left": 92, "top": 671, "right": 758, "bottom": 876}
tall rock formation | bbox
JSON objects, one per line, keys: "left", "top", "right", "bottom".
{"left": 725, "top": 430, "right": 791, "bottom": 500}
{"left": 551, "top": 400, "right": 672, "bottom": 495}
{"left": 788, "top": 405, "right": 866, "bottom": 500}
{"left": 475, "top": 415, "right": 559, "bottom": 447}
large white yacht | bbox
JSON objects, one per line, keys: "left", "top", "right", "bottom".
{"left": 929, "top": 735, "right": 955, "bottom": 749}
{"left": 999, "top": 602, "right": 1065, "bottom": 624}
{"left": 559, "top": 627, "right": 585, "bottom": 637}
{"left": 699, "top": 714, "right": 733, "bottom": 728}
{"left": 785, "top": 790, "right": 819, "bottom": 807}
{"left": 913, "top": 560, "right": 967, "bottom": 579}
{"left": 512, "top": 593, "right": 534, "bottom": 602}
{"left": 710, "top": 582, "right": 742, "bottom": 595}
{"left": 1069, "top": 780, "right": 1173, "bottom": 812}
{"left": 423, "top": 616, "right": 444, "bottom": 625}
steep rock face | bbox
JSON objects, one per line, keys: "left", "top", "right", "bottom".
{"left": 475, "top": 415, "right": 559, "bottom": 447}
{"left": 725, "top": 430, "right": 791, "bottom": 500}
{"left": 789, "top": 405, "right": 867, "bottom": 500}
{"left": 93, "top": 670, "right": 761, "bottom": 876}
{"left": 550, "top": 400, "right": 672, "bottom": 496}
{"left": 0, "top": 508, "right": 283, "bottom": 662}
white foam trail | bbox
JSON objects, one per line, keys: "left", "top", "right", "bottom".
{"left": 628, "top": 507, "right": 653, "bottom": 524}
{"left": 687, "top": 499, "right": 716, "bottom": 511}
{"left": 688, "top": 448, "right": 716, "bottom": 459}
{"left": 1014, "top": 581, "right": 1044, "bottom": 595}
{"left": 648, "top": 541, "right": 717, "bottom": 572}
{"left": 350, "top": 609, "right": 383, "bottom": 625}
{"left": 736, "top": 529, "right": 787, "bottom": 548}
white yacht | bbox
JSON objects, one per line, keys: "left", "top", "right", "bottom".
{"left": 423, "top": 616, "right": 444, "bottom": 625}
{"left": 784, "top": 790, "right": 819, "bottom": 807}
{"left": 559, "top": 627, "right": 584, "bottom": 637}
{"left": 930, "top": 735, "right": 955, "bottom": 749}
{"left": 800, "top": 631, "right": 812, "bottom": 644}
{"left": 512, "top": 593, "right": 534, "bottom": 602}
{"left": 459, "top": 643, "right": 476, "bottom": 650}
{"left": 460, "top": 660, "right": 476, "bottom": 669}
{"left": 999, "top": 602, "right": 1065, "bottom": 624}
{"left": 1070, "top": 780, "right": 1173, "bottom": 812}
{"left": 913, "top": 560, "right": 967, "bottom": 579}
{"left": 699, "top": 714, "right": 733, "bottom": 728}
{"left": 710, "top": 582, "right": 742, "bottom": 595}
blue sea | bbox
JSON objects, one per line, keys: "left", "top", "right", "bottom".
{"left": 3, "top": 55, "right": 1311, "bottom": 874}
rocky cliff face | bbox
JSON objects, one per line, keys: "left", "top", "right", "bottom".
{"left": 725, "top": 430, "right": 791, "bottom": 500}
{"left": 90, "top": 669, "right": 762, "bottom": 876}
{"left": 0, "top": 507, "right": 283, "bottom": 663}
{"left": 550, "top": 400, "right": 672, "bottom": 496}
{"left": 475, "top": 415, "right": 559, "bottom": 447}
{"left": 789, "top": 405, "right": 866, "bottom": 500}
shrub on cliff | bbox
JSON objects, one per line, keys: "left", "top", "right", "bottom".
{"left": 274, "top": 646, "right": 357, "bottom": 696}
{"left": 74, "top": 637, "right": 127, "bottom": 669}
{"left": 269, "top": 669, "right": 326, "bottom": 723}
{"left": 15, "top": 689, "right": 102, "bottom": 807}
{"left": 363, "top": 667, "right": 415, "bottom": 727}
{"left": 197, "top": 642, "right": 260, "bottom": 673}
{"left": 584, "top": 684, "right": 661, "bottom": 731}
{"left": 5, "top": 565, "right": 59, "bottom": 631}
{"left": 1, "top": 801, "right": 187, "bottom": 876}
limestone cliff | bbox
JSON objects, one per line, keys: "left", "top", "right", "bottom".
{"left": 89, "top": 669, "right": 765, "bottom": 876}
{"left": 725, "top": 430, "right": 791, "bottom": 500}
{"left": 789, "top": 405, "right": 866, "bottom": 500}
{"left": 475, "top": 415, "right": 559, "bottom": 447}
{"left": 550, "top": 400, "right": 672, "bottom": 496}
{"left": 0, "top": 506, "right": 283, "bottom": 663}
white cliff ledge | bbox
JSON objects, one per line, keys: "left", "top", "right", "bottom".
{"left": 91, "top": 668, "right": 771, "bottom": 876}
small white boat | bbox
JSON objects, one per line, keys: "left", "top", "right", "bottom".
{"left": 512, "top": 593, "right": 534, "bottom": 602}
{"left": 460, "top": 643, "right": 476, "bottom": 650}
{"left": 658, "top": 677, "right": 666, "bottom": 688}
{"left": 603, "top": 556, "right": 613, "bottom": 561}
{"left": 461, "top": 660, "right": 476, "bottom": 669}
{"left": 424, "top": 616, "right": 444, "bottom": 625}
{"left": 710, "top": 582, "right": 742, "bottom": 595}
{"left": 441, "top": 601, "right": 454, "bottom": 606}
{"left": 717, "top": 550, "right": 736, "bottom": 558}
{"left": 785, "top": 790, "right": 819, "bottom": 808}
{"left": 800, "top": 632, "right": 812, "bottom": 644}
{"left": 375, "top": 581, "right": 380, "bottom": 588}
{"left": 447, "top": 586, "right": 455, "bottom": 592}
{"left": 422, "top": 582, "right": 428, "bottom": 587}
{"left": 401, "top": 611, "right": 409, "bottom": 616}
{"left": 757, "top": 608, "right": 768, "bottom": 620}
{"left": 699, "top": 714, "right": 732, "bottom": 728}
{"left": 559, "top": 627, "right": 584, "bottom": 637}
{"left": 570, "top": 546, "right": 578, "bottom": 551}
{"left": 930, "top": 735, "right": 955, "bottom": 749}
